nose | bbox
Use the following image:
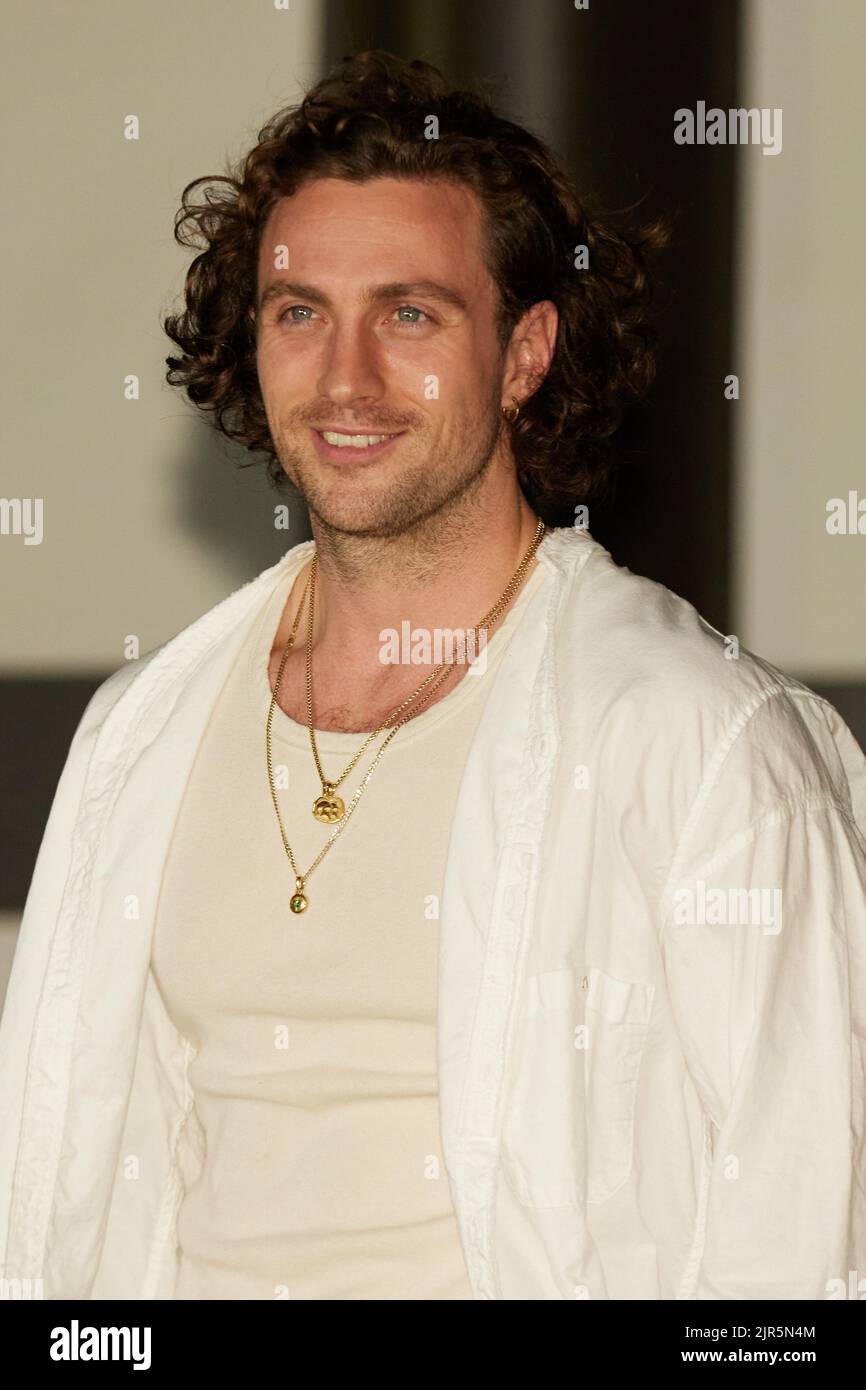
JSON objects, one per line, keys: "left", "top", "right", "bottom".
{"left": 316, "top": 317, "right": 387, "bottom": 412}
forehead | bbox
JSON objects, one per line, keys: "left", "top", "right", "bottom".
{"left": 256, "top": 175, "right": 491, "bottom": 291}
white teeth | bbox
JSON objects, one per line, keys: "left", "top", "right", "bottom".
{"left": 320, "top": 431, "right": 394, "bottom": 448}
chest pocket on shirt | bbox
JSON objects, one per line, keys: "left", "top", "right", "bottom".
{"left": 501, "top": 965, "right": 654, "bottom": 1209}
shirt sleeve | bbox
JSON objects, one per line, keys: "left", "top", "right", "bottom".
{"left": 659, "top": 695, "right": 866, "bottom": 1300}
{"left": 0, "top": 662, "right": 139, "bottom": 1276}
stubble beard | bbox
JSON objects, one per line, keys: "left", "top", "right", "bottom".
{"left": 271, "top": 400, "right": 507, "bottom": 580}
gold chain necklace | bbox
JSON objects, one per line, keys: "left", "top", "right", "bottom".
{"left": 265, "top": 517, "right": 546, "bottom": 914}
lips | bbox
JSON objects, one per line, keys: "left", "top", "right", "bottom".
{"left": 310, "top": 427, "right": 405, "bottom": 464}
{"left": 320, "top": 430, "right": 395, "bottom": 446}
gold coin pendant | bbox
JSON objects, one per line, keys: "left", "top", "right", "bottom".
{"left": 312, "top": 790, "right": 345, "bottom": 824}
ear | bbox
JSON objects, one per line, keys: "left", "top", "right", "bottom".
{"left": 502, "top": 299, "right": 558, "bottom": 400}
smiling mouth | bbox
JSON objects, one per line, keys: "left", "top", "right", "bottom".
{"left": 316, "top": 429, "right": 402, "bottom": 448}
{"left": 309, "top": 427, "right": 406, "bottom": 462}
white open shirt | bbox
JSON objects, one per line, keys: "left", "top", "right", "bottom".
{"left": 1, "top": 524, "right": 865, "bottom": 1299}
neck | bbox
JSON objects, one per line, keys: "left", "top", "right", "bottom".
{"left": 302, "top": 492, "right": 542, "bottom": 679}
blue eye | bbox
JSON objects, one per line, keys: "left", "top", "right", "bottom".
{"left": 279, "top": 304, "right": 314, "bottom": 323}
{"left": 276, "top": 303, "right": 432, "bottom": 327}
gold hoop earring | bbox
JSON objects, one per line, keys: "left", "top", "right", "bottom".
{"left": 501, "top": 395, "right": 521, "bottom": 423}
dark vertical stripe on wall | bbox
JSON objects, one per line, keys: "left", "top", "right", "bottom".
{"left": 323, "top": 0, "right": 741, "bottom": 629}
{"left": 1, "top": 677, "right": 104, "bottom": 911}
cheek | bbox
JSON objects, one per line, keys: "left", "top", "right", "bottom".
{"left": 380, "top": 349, "right": 434, "bottom": 401}
{"left": 388, "top": 360, "right": 486, "bottom": 421}
{"left": 257, "top": 333, "right": 293, "bottom": 371}
{"left": 254, "top": 340, "right": 280, "bottom": 391}
{"left": 255, "top": 341, "right": 316, "bottom": 412}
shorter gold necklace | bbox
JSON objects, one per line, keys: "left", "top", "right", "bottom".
{"left": 265, "top": 518, "right": 546, "bottom": 914}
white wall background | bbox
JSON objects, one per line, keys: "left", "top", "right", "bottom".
{"left": 0, "top": 0, "right": 324, "bottom": 998}
{"left": 0, "top": 0, "right": 322, "bottom": 675}
{"left": 732, "top": 0, "right": 866, "bottom": 677}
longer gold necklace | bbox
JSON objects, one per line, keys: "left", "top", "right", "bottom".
{"left": 266, "top": 518, "right": 546, "bottom": 914}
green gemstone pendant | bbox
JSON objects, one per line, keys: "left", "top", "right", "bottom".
{"left": 290, "top": 877, "right": 308, "bottom": 914}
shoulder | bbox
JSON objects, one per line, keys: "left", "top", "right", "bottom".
{"left": 545, "top": 525, "right": 788, "bottom": 712}
{"left": 71, "top": 646, "right": 164, "bottom": 750}
{"left": 72, "top": 539, "right": 315, "bottom": 746}
{"left": 542, "top": 526, "right": 866, "bottom": 835}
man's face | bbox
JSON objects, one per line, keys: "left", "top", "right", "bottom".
{"left": 253, "top": 176, "right": 510, "bottom": 539}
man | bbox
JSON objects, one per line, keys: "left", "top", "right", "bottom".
{"left": 1, "top": 50, "right": 865, "bottom": 1302}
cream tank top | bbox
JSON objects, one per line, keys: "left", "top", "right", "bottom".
{"left": 150, "top": 553, "right": 550, "bottom": 1299}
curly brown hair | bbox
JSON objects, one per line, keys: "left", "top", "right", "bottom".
{"left": 164, "top": 49, "right": 671, "bottom": 523}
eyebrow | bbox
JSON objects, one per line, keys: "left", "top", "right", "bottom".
{"left": 257, "top": 278, "right": 469, "bottom": 315}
